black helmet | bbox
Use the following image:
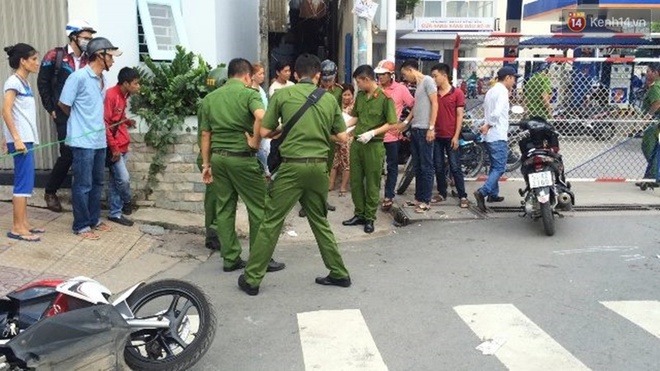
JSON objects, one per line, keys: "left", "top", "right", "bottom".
{"left": 321, "top": 59, "right": 337, "bottom": 79}
{"left": 86, "top": 37, "right": 123, "bottom": 57}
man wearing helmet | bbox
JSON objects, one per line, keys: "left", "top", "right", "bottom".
{"left": 37, "top": 20, "right": 96, "bottom": 213}
{"left": 374, "top": 60, "right": 414, "bottom": 210}
{"left": 58, "top": 37, "right": 122, "bottom": 240}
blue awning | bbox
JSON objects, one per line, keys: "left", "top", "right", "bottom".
{"left": 519, "top": 37, "right": 652, "bottom": 49}
{"left": 395, "top": 47, "right": 441, "bottom": 61}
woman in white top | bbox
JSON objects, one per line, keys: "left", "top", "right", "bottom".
{"left": 2, "top": 43, "right": 42, "bottom": 242}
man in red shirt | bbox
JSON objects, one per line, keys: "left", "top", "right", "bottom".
{"left": 104, "top": 67, "right": 140, "bottom": 226}
{"left": 430, "top": 63, "right": 468, "bottom": 208}
{"left": 374, "top": 60, "right": 414, "bottom": 210}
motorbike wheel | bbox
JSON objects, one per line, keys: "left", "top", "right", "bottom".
{"left": 396, "top": 157, "right": 415, "bottom": 195}
{"left": 592, "top": 122, "right": 615, "bottom": 141}
{"left": 123, "top": 280, "right": 217, "bottom": 371}
{"left": 460, "top": 143, "right": 484, "bottom": 178}
{"left": 540, "top": 202, "right": 555, "bottom": 236}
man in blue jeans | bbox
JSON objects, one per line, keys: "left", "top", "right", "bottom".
{"left": 105, "top": 67, "right": 140, "bottom": 226}
{"left": 400, "top": 60, "right": 438, "bottom": 213}
{"left": 59, "top": 37, "right": 122, "bottom": 239}
{"left": 430, "top": 63, "right": 469, "bottom": 208}
{"left": 473, "top": 66, "right": 519, "bottom": 212}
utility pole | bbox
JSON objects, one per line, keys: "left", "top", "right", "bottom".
{"left": 386, "top": 0, "right": 396, "bottom": 61}
{"left": 259, "top": 0, "right": 269, "bottom": 89}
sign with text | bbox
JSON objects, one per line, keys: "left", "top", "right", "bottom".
{"left": 352, "top": 0, "right": 379, "bottom": 21}
{"left": 415, "top": 17, "right": 495, "bottom": 32}
{"left": 562, "top": 8, "right": 652, "bottom": 34}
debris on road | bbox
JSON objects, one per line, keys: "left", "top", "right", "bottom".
{"left": 476, "top": 336, "right": 507, "bottom": 355}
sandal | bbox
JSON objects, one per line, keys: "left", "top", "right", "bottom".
{"left": 405, "top": 200, "right": 420, "bottom": 207}
{"left": 94, "top": 222, "right": 112, "bottom": 232}
{"left": 381, "top": 198, "right": 393, "bottom": 210}
{"left": 430, "top": 194, "right": 445, "bottom": 203}
{"left": 29, "top": 228, "right": 46, "bottom": 234}
{"left": 77, "top": 231, "right": 100, "bottom": 240}
{"left": 415, "top": 203, "right": 431, "bottom": 213}
{"left": 459, "top": 198, "right": 469, "bottom": 208}
{"left": 7, "top": 231, "right": 40, "bottom": 242}
{"left": 339, "top": 190, "right": 347, "bottom": 197}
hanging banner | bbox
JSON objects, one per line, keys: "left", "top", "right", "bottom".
{"left": 352, "top": 0, "right": 379, "bottom": 22}
{"left": 415, "top": 17, "right": 495, "bottom": 32}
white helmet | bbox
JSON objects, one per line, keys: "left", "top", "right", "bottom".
{"left": 66, "top": 20, "right": 97, "bottom": 37}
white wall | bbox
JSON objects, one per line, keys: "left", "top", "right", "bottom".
{"left": 182, "top": 0, "right": 219, "bottom": 66}
{"left": 215, "top": 0, "right": 260, "bottom": 63}
{"left": 68, "top": 0, "right": 140, "bottom": 85}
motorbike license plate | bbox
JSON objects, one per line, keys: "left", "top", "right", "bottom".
{"left": 529, "top": 171, "right": 553, "bottom": 188}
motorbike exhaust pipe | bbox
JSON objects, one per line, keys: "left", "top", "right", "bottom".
{"left": 558, "top": 192, "right": 571, "bottom": 206}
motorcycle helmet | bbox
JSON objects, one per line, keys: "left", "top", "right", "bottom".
{"left": 86, "top": 37, "right": 122, "bottom": 57}
{"left": 65, "top": 20, "right": 96, "bottom": 38}
{"left": 321, "top": 59, "right": 337, "bottom": 81}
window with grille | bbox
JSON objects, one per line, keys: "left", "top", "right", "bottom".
{"left": 137, "top": 0, "right": 188, "bottom": 60}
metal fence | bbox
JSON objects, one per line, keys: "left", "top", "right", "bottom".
{"left": 453, "top": 33, "right": 660, "bottom": 181}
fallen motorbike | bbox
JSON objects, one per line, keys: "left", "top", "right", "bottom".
{"left": 0, "top": 276, "right": 216, "bottom": 370}
{"left": 517, "top": 117, "right": 575, "bottom": 236}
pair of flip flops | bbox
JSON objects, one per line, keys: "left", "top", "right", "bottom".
{"left": 7, "top": 228, "right": 45, "bottom": 242}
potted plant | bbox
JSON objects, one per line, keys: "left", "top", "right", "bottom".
{"left": 131, "top": 46, "right": 213, "bottom": 196}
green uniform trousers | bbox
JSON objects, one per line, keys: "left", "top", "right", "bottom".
{"left": 211, "top": 153, "right": 266, "bottom": 268}
{"left": 244, "top": 162, "right": 349, "bottom": 287}
{"left": 349, "top": 140, "right": 385, "bottom": 221}
{"left": 197, "top": 157, "right": 220, "bottom": 249}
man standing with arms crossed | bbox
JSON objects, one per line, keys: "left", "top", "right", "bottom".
{"left": 400, "top": 60, "right": 438, "bottom": 213}
{"left": 473, "top": 66, "right": 519, "bottom": 212}
{"left": 239, "top": 54, "right": 350, "bottom": 296}
{"left": 374, "top": 60, "right": 414, "bottom": 210}
{"left": 38, "top": 20, "right": 96, "bottom": 212}
{"left": 199, "top": 58, "right": 285, "bottom": 273}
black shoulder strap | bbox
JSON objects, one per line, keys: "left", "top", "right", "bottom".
{"left": 54, "top": 47, "right": 65, "bottom": 78}
{"left": 279, "top": 87, "right": 325, "bottom": 142}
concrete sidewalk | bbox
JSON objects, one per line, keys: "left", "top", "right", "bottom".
{"left": 1, "top": 181, "right": 657, "bottom": 298}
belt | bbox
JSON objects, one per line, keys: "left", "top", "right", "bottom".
{"left": 282, "top": 157, "right": 327, "bottom": 163}
{"left": 212, "top": 149, "right": 256, "bottom": 157}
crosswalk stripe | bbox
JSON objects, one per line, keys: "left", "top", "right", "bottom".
{"left": 601, "top": 301, "right": 660, "bottom": 339}
{"left": 297, "top": 309, "right": 388, "bottom": 371}
{"left": 454, "top": 304, "right": 590, "bottom": 371}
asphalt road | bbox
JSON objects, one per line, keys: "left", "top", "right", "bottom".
{"left": 184, "top": 212, "right": 660, "bottom": 371}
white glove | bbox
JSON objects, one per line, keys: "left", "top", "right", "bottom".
{"left": 357, "top": 130, "right": 376, "bottom": 144}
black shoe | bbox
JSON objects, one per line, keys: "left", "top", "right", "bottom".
{"left": 223, "top": 259, "right": 246, "bottom": 272}
{"left": 205, "top": 228, "right": 221, "bottom": 250}
{"left": 364, "top": 221, "right": 374, "bottom": 234}
{"left": 487, "top": 196, "right": 505, "bottom": 203}
{"left": 44, "top": 193, "right": 63, "bottom": 213}
{"left": 315, "top": 275, "right": 352, "bottom": 288}
{"left": 299, "top": 208, "right": 307, "bottom": 218}
{"left": 122, "top": 202, "right": 133, "bottom": 215}
{"left": 266, "top": 258, "right": 286, "bottom": 272}
{"left": 326, "top": 202, "right": 336, "bottom": 212}
{"left": 108, "top": 215, "right": 134, "bottom": 226}
{"left": 473, "top": 191, "right": 487, "bottom": 212}
{"left": 342, "top": 216, "right": 366, "bottom": 226}
{"left": 238, "top": 274, "right": 259, "bottom": 296}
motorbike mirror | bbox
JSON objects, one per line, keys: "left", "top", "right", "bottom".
{"left": 511, "top": 105, "right": 525, "bottom": 115}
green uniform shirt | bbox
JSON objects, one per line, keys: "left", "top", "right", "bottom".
{"left": 263, "top": 81, "right": 346, "bottom": 159}
{"left": 524, "top": 72, "right": 551, "bottom": 119}
{"left": 198, "top": 79, "right": 265, "bottom": 152}
{"left": 643, "top": 81, "right": 660, "bottom": 117}
{"left": 326, "top": 84, "right": 343, "bottom": 106}
{"left": 350, "top": 88, "right": 397, "bottom": 138}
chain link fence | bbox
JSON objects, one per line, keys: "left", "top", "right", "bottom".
{"left": 453, "top": 33, "right": 660, "bottom": 181}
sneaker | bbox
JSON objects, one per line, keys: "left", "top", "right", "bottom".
{"left": 44, "top": 193, "right": 63, "bottom": 213}
{"left": 473, "top": 191, "right": 487, "bottom": 212}
{"left": 108, "top": 216, "right": 134, "bottom": 227}
{"left": 487, "top": 196, "right": 504, "bottom": 203}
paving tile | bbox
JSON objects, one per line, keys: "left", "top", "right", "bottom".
{"left": 65, "top": 232, "right": 143, "bottom": 267}
{"left": 46, "top": 256, "right": 109, "bottom": 278}
{"left": 0, "top": 265, "right": 42, "bottom": 296}
{"left": 120, "top": 235, "right": 160, "bottom": 263}
{"left": 28, "top": 208, "right": 63, "bottom": 223}
{"left": 0, "top": 242, "right": 61, "bottom": 272}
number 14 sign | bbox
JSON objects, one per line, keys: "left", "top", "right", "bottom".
{"left": 567, "top": 12, "right": 586, "bottom": 32}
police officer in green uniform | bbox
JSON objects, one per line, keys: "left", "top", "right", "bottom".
{"left": 298, "top": 59, "right": 341, "bottom": 218}
{"left": 238, "top": 54, "right": 351, "bottom": 296}
{"left": 199, "top": 58, "right": 285, "bottom": 273}
{"left": 342, "top": 65, "right": 397, "bottom": 234}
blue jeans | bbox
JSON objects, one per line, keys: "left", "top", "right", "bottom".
{"left": 109, "top": 152, "right": 132, "bottom": 218}
{"left": 71, "top": 147, "right": 105, "bottom": 233}
{"left": 384, "top": 141, "right": 399, "bottom": 199}
{"left": 256, "top": 138, "right": 271, "bottom": 176}
{"left": 434, "top": 138, "right": 467, "bottom": 199}
{"left": 410, "top": 129, "right": 434, "bottom": 204}
{"left": 478, "top": 141, "right": 508, "bottom": 197}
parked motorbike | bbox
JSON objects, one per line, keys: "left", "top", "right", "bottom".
{"left": 517, "top": 117, "right": 575, "bottom": 236}
{"left": 0, "top": 276, "right": 216, "bottom": 370}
